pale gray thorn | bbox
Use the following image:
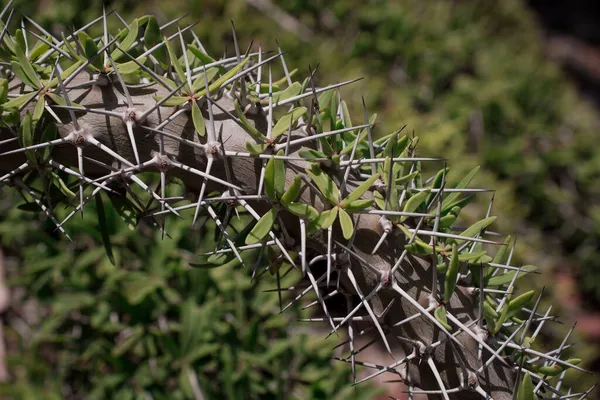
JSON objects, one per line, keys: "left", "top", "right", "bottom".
{"left": 446, "top": 310, "right": 510, "bottom": 367}
{"left": 102, "top": 5, "right": 109, "bottom": 66}
{"left": 203, "top": 64, "right": 217, "bottom": 142}
{"left": 0, "top": 162, "right": 29, "bottom": 185}
{"left": 85, "top": 136, "right": 135, "bottom": 168}
{"left": 77, "top": 146, "right": 84, "bottom": 216}
{"left": 192, "top": 157, "right": 214, "bottom": 227}
{"left": 138, "top": 80, "right": 187, "bottom": 122}
{"left": 107, "top": 54, "right": 133, "bottom": 108}
{"left": 177, "top": 26, "right": 193, "bottom": 91}
{"left": 300, "top": 218, "right": 307, "bottom": 276}
{"left": 0, "top": 0, "right": 14, "bottom": 21}
{"left": 138, "top": 22, "right": 199, "bottom": 61}
{"left": 28, "top": 31, "right": 73, "bottom": 60}
{"left": 390, "top": 281, "right": 463, "bottom": 348}
{"left": 274, "top": 123, "right": 371, "bottom": 152}
{"left": 326, "top": 226, "right": 333, "bottom": 287}
{"left": 329, "top": 282, "right": 383, "bottom": 336}
{"left": 0, "top": 137, "right": 68, "bottom": 157}
{"left": 502, "top": 342, "right": 591, "bottom": 374}
{"left": 47, "top": 159, "right": 116, "bottom": 193}
{"left": 266, "top": 65, "right": 273, "bottom": 139}
{"left": 346, "top": 268, "right": 392, "bottom": 357}
{"left": 50, "top": 104, "right": 122, "bottom": 119}
{"left": 20, "top": 18, "right": 29, "bottom": 55}
{"left": 205, "top": 204, "right": 245, "bottom": 267}
{"left": 116, "top": 47, "right": 173, "bottom": 89}
{"left": 61, "top": 35, "right": 121, "bottom": 87}
{"left": 216, "top": 51, "right": 281, "bottom": 96}
{"left": 128, "top": 174, "right": 181, "bottom": 217}
{"left": 15, "top": 178, "right": 72, "bottom": 241}
{"left": 283, "top": 117, "right": 293, "bottom": 156}
{"left": 275, "top": 40, "right": 293, "bottom": 86}
{"left": 0, "top": 9, "right": 14, "bottom": 54}
{"left": 302, "top": 290, "right": 339, "bottom": 310}
{"left": 520, "top": 288, "right": 545, "bottom": 345}
{"left": 305, "top": 266, "right": 338, "bottom": 333}
{"left": 344, "top": 295, "right": 357, "bottom": 385}
{"left": 255, "top": 44, "right": 262, "bottom": 95}
{"left": 361, "top": 96, "right": 377, "bottom": 176}
{"left": 168, "top": 159, "right": 242, "bottom": 192}
{"left": 37, "top": 12, "right": 113, "bottom": 63}
{"left": 238, "top": 199, "right": 296, "bottom": 268}
{"left": 0, "top": 137, "right": 18, "bottom": 147}
{"left": 271, "top": 77, "right": 364, "bottom": 110}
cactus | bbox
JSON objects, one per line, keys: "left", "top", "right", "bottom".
{"left": 0, "top": 2, "right": 594, "bottom": 398}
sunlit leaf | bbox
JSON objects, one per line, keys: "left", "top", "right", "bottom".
{"left": 246, "top": 208, "right": 277, "bottom": 245}
{"left": 338, "top": 208, "right": 353, "bottom": 240}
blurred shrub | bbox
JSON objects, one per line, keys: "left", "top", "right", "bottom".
{"left": 0, "top": 186, "right": 376, "bottom": 399}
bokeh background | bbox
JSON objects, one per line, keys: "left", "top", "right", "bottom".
{"left": 1, "top": 0, "right": 600, "bottom": 398}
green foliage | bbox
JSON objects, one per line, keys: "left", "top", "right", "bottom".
{"left": 0, "top": 189, "right": 376, "bottom": 399}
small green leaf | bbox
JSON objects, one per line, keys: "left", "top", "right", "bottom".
{"left": 457, "top": 216, "right": 496, "bottom": 244}
{"left": 144, "top": 16, "right": 167, "bottom": 66}
{"left": 111, "top": 18, "right": 139, "bottom": 61}
{"left": 47, "top": 59, "right": 84, "bottom": 88}
{"left": 533, "top": 364, "right": 563, "bottom": 377}
{"left": 444, "top": 244, "right": 459, "bottom": 304}
{"left": 306, "top": 165, "right": 339, "bottom": 205}
{"left": 191, "top": 67, "right": 219, "bottom": 93}
{"left": 434, "top": 305, "right": 452, "bottom": 331}
{"left": 341, "top": 173, "right": 380, "bottom": 206}
{"left": 50, "top": 171, "right": 76, "bottom": 199}
{"left": 191, "top": 101, "right": 205, "bottom": 137}
{"left": 116, "top": 56, "right": 147, "bottom": 75}
{"left": 400, "top": 189, "right": 430, "bottom": 222}
{"left": 343, "top": 199, "right": 373, "bottom": 212}
{"left": 246, "top": 208, "right": 277, "bottom": 245}
{"left": 486, "top": 265, "right": 537, "bottom": 286}
{"left": 482, "top": 302, "right": 498, "bottom": 332}
{"left": 32, "top": 97, "right": 45, "bottom": 122}
{"left": 19, "top": 112, "right": 36, "bottom": 164}
{"left": 338, "top": 208, "right": 354, "bottom": 240}
{"left": 152, "top": 95, "right": 188, "bottom": 107}
{"left": 29, "top": 36, "right": 52, "bottom": 61}
{"left": 0, "top": 78, "right": 7, "bottom": 104}
{"left": 235, "top": 100, "right": 267, "bottom": 142}
{"left": 14, "top": 41, "right": 40, "bottom": 88}
{"left": 340, "top": 100, "right": 352, "bottom": 129}
{"left": 78, "top": 31, "right": 102, "bottom": 70}
{"left": 441, "top": 166, "right": 480, "bottom": 212}
{"left": 60, "top": 32, "right": 80, "bottom": 60}
{"left": 11, "top": 61, "right": 37, "bottom": 89}
{"left": 187, "top": 45, "right": 218, "bottom": 69}
{"left": 427, "top": 167, "right": 449, "bottom": 205}
{"left": 299, "top": 148, "right": 328, "bottom": 161}
{"left": 316, "top": 207, "right": 338, "bottom": 230}
{"left": 272, "top": 106, "right": 307, "bottom": 139}
{"left": 203, "top": 56, "right": 250, "bottom": 95}
{"left": 245, "top": 142, "right": 269, "bottom": 155}
{"left": 164, "top": 37, "right": 187, "bottom": 86}
{"left": 265, "top": 152, "right": 286, "bottom": 201}
{"left": 516, "top": 372, "right": 534, "bottom": 400}
{"left": 281, "top": 175, "right": 302, "bottom": 205}
{"left": 269, "top": 81, "right": 302, "bottom": 105}
{"left": 506, "top": 290, "right": 535, "bottom": 320}
{"left": 285, "top": 202, "right": 319, "bottom": 220}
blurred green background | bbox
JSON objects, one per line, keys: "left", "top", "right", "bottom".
{"left": 2, "top": 0, "right": 600, "bottom": 398}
